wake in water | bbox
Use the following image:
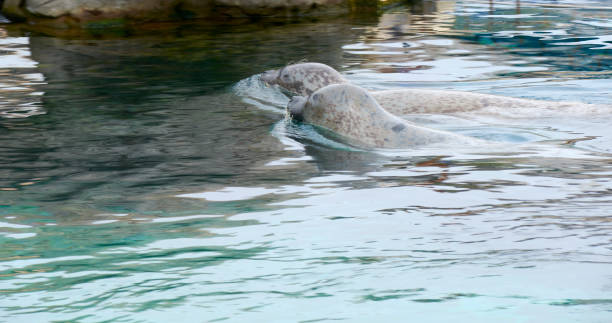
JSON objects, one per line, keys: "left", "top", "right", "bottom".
{"left": 233, "top": 70, "right": 611, "bottom": 156}
{"left": 233, "top": 60, "right": 612, "bottom": 157}
{"left": 232, "top": 75, "right": 291, "bottom": 114}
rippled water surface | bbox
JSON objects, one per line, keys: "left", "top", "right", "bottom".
{"left": 1, "top": 0, "right": 612, "bottom": 322}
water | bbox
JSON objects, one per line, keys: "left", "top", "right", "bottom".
{"left": 1, "top": 0, "right": 611, "bottom": 321}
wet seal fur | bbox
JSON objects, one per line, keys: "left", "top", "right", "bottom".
{"left": 261, "top": 62, "right": 347, "bottom": 96}
{"left": 265, "top": 63, "right": 606, "bottom": 117}
{"left": 370, "top": 89, "right": 605, "bottom": 116}
{"left": 288, "top": 83, "right": 480, "bottom": 149}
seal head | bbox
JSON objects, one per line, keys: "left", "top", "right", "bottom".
{"left": 261, "top": 63, "right": 347, "bottom": 96}
{"left": 292, "top": 83, "right": 478, "bottom": 149}
{"left": 287, "top": 96, "right": 307, "bottom": 121}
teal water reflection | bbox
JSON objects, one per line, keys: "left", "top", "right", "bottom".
{"left": 1, "top": 0, "right": 612, "bottom": 322}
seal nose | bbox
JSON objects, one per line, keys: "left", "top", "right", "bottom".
{"left": 287, "top": 96, "right": 306, "bottom": 122}
{"left": 261, "top": 69, "right": 279, "bottom": 84}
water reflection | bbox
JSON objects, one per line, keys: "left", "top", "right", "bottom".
{"left": 0, "top": 20, "right": 373, "bottom": 215}
{"left": 1, "top": 1, "right": 612, "bottom": 322}
{"left": 0, "top": 33, "right": 46, "bottom": 118}
{"left": 346, "top": 0, "right": 612, "bottom": 101}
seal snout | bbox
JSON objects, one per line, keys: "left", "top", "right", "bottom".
{"left": 261, "top": 69, "right": 280, "bottom": 84}
{"left": 287, "top": 96, "right": 307, "bottom": 122}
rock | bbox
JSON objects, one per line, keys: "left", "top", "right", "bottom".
{"left": 1, "top": 0, "right": 353, "bottom": 28}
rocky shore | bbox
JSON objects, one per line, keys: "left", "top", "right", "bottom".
{"left": 1, "top": 0, "right": 362, "bottom": 28}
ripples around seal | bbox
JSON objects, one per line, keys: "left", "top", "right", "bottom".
{"left": 1, "top": 0, "right": 612, "bottom": 322}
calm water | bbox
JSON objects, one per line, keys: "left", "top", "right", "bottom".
{"left": 1, "top": 0, "right": 612, "bottom": 322}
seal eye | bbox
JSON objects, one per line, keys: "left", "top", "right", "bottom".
{"left": 282, "top": 74, "right": 289, "bottom": 80}
{"left": 391, "top": 124, "right": 406, "bottom": 132}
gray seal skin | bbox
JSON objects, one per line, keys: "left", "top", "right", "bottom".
{"left": 370, "top": 89, "right": 606, "bottom": 116}
{"left": 264, "top": 63, "right": 606, "bottom": 116}
{"left": 261, "top": 62, "right": 347, "bottom": 96}
{"left": 288, "top": 83, "right": 480, "bottom": 149}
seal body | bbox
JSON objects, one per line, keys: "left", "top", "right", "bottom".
{"left": 371, "top": 89, "right": 605, "bottom": 117}
{"left": 288, "top": 84, "right": 479, "bottom": 149}
{"left": 261, "top": 62, "right": 347, "bottom": 96}
{"left": 264, "top": 63, "right": 606, "bottom": 117}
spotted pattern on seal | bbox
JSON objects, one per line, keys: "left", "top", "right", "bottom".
{"left": 370, "top": 89, "right": 606, "bottom": 117}
{"left": 264, "top": 63, "right": 607, "bottom": 118}
{"left": 296, "top": 84, "right": 481, "bottom": 149}
{"left": 262, "top": 63, "right": 347, "bottom": 96}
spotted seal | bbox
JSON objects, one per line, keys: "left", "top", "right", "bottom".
{"left": 261, "top": 62, "right": 347, "bottom": 96}
{"left": 370, "top": 89, "right": 606, "bottom": 117}
{"left": 264, "top": 63, "right": 605, "bottom": 117}
{"left": 288, "top": 83, "right": 480, "bottom": 149}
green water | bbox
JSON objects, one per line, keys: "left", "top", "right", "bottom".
{"left": 1, "top": 0, "right": 611, "bottom": 322}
